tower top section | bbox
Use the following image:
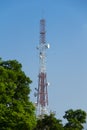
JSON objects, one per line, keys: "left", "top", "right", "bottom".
{"left": 40, "top": 19, "right": 46, "bottom": 44}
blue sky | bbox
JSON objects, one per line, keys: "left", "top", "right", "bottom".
{"left": 0, "top": 0, "right": 87, "bottom": 124}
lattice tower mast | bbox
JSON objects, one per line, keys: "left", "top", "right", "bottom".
{"left": 36, "top": 19, "right": 50, "bottom": 116}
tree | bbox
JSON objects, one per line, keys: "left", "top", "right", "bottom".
{"left": 34, "top": 113, "right": 64, "bottom": 130}
{"left": 0, "top": 59, "right": 36, "bottom": 130}
{"left": 63, "top": 109, "right": 86, "bottom": 130}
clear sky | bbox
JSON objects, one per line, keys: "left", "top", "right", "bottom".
{"left": 0, "top": 0, "right": 87, "bottom": 124}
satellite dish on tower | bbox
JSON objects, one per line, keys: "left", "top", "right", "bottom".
{"left": 45, "top": 43, "right": 50, "bottom": 49}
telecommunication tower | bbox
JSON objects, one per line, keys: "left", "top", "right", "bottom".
{"left": 34, "top": 19, "right": 50, "bottom": 117}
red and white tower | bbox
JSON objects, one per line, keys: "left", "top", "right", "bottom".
{"left": 35, "top": 19, "right": 50, "bottom": 116}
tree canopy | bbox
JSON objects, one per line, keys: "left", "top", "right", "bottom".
{"left": 0, "top": 59, "right": 87, "bottom": 130}
{"left": 0, "top": 59, "right": 36, "bottom": 130}
{"left": 34, "top": 113, "right": 64, "bottom": 130}
{"left": 34, "top": 109, "right": 87, "bottom": 130}
{"left": 63, "top": 109, "right": 86, "bottom": 130}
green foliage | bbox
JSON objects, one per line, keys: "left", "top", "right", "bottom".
{"left": 0, "top": 59, "right": 87, "bottom": 130}
{"left": 0, "top": 59, "right": 36, "bottom": 130}
{"left": 63, "top": 109, "right": 86, "bottom": 130}
{"left": 34, "top": 113, "right": 64, "bottom": 130}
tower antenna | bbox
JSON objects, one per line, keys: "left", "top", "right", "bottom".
{"left": 35, "top": 19, "right": 50, "bottom": 117}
